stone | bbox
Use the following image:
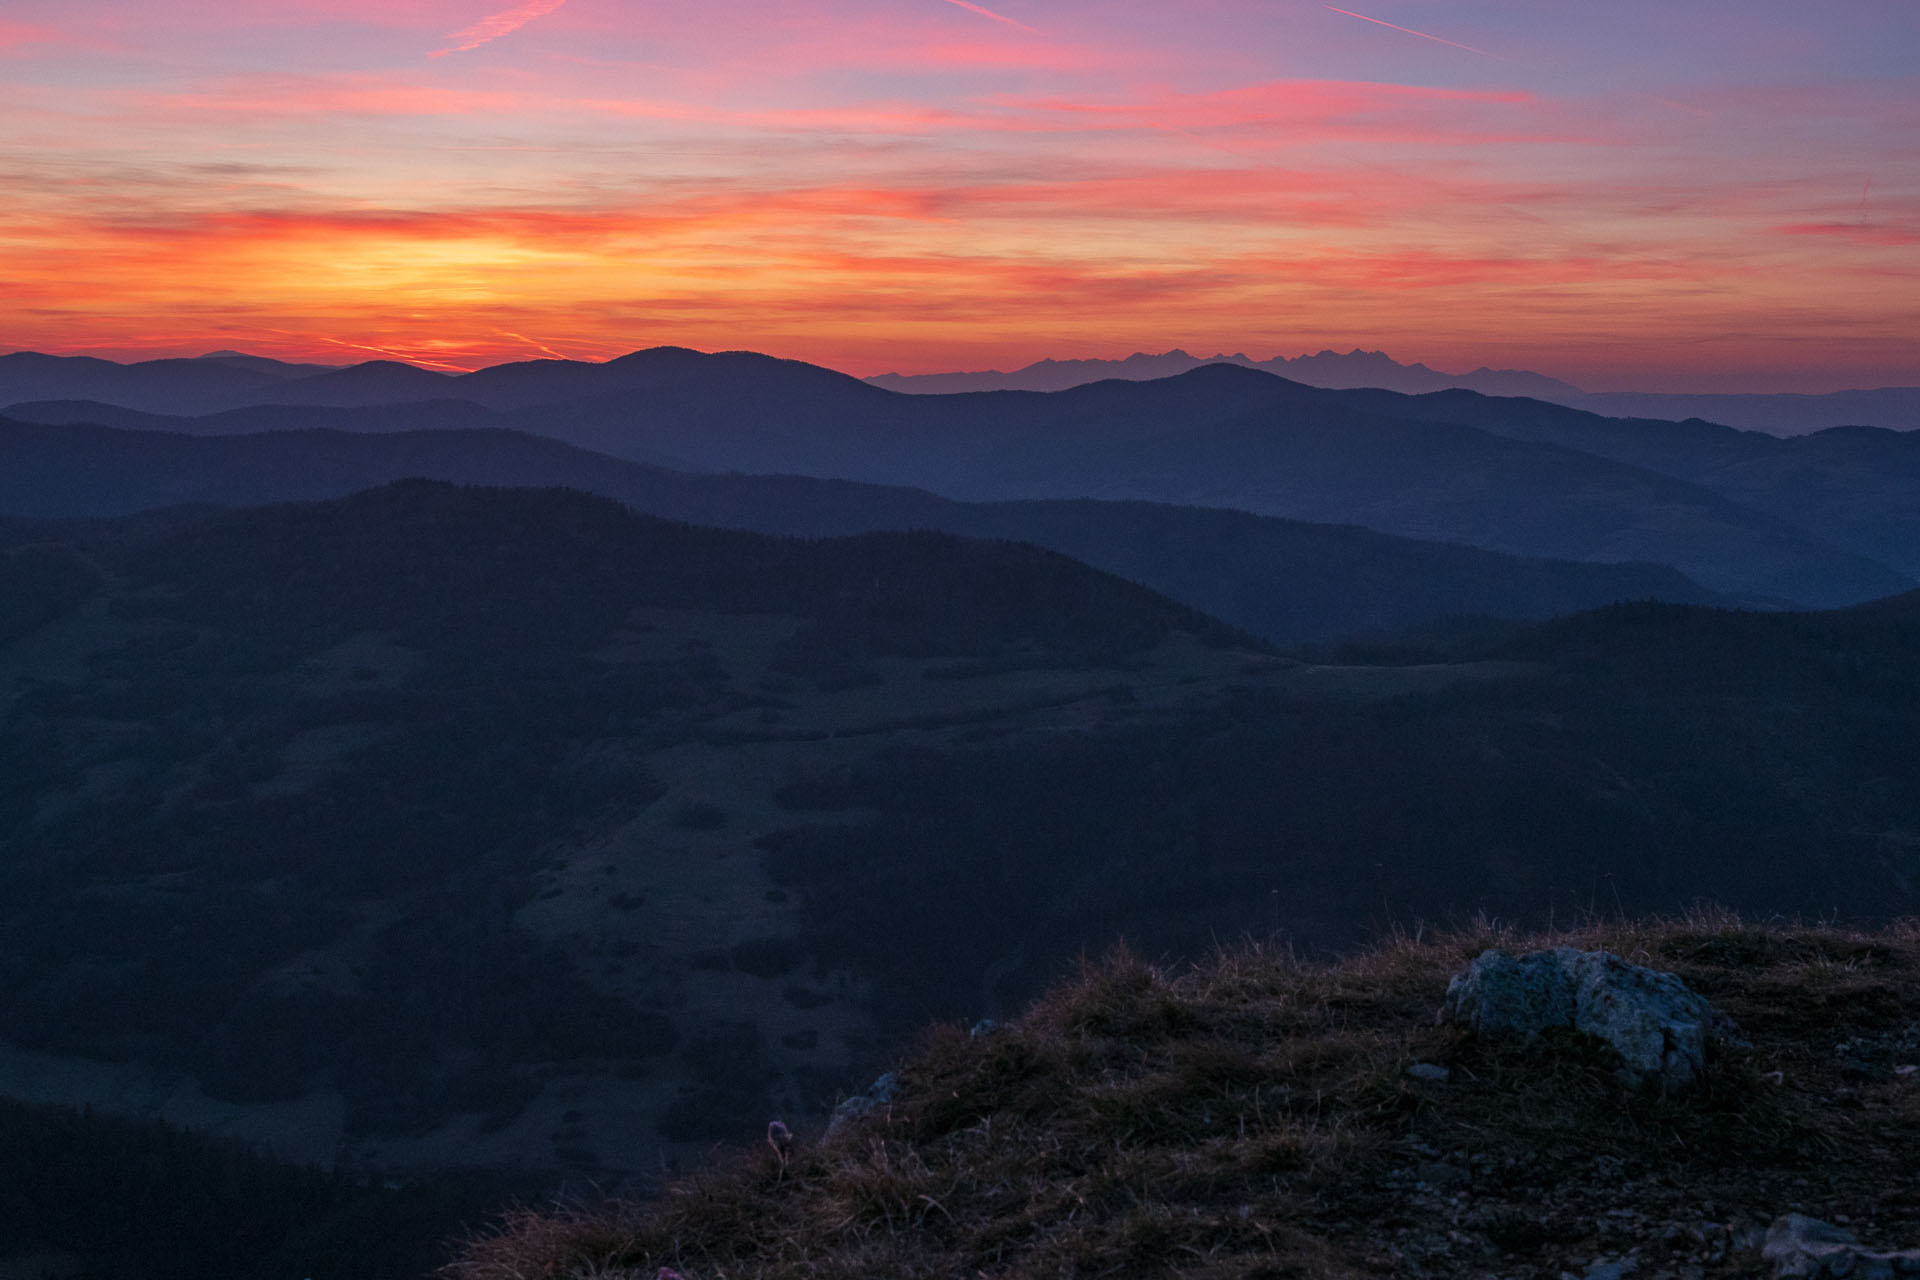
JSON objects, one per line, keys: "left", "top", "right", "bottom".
{"left": 1763, "top": 1213, "right": 1920, "bottom": 1278}
{"left": 1584, "top": 1259, "right": 1637, "bottom": 1280}
{"left": 1462, "top": 950, "right": 1690, "bottom": 1080}
{"left": 1415, "top": 1160, "right": 1468, "bottom": 1191}
{"left": 1405, "top": 1062, "right": 1451, "bottom": 1082}
{"left": 1437, "top": 947, "right": 1739, "bottom": 1088}
{"left": 825, "top": 1071, "right": 900, "bottom": 1138}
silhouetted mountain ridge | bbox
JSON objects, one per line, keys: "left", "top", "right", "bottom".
{"left": 6, "top": 349, "right": 1916, "bottom": 605}
{"left": 868, "top": 349, "right": 1920, "bottom": 433}
{"left": 0, "top": 416, "right": 1719, "bottom": 647}
{"left": 868, "top": 347, "right": 1583, "bottom": 399}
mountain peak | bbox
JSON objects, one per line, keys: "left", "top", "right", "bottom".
{"left": 606, "top": 344, "right": 708, "bottom": 364}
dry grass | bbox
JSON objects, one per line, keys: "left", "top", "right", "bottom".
{"left": 446, "top": 912, "right": 1920, "bottom": 1279}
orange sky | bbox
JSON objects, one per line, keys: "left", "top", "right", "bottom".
{"left": 1, "top": 0, "right": 1915, "bottom": 391}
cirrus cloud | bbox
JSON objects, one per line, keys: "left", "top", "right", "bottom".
{"left": 432, "top": 0, "right": 567, "bottom": 57}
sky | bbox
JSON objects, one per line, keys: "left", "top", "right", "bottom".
{"left": 1, "top": 0, "right": 1915, "bottom": 391}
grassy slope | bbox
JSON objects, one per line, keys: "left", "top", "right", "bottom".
{"left": 449, "top": 914, "right": 1920, "bottom": 1279}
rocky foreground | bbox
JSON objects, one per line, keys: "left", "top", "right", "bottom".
{"left": 446, "top": 915, "right": 1920, "bottom": 1279}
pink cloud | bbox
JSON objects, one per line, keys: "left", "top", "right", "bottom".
{"left": 117, "top": 67, "right": 1570, "bottom": 151}
{"left": 1775, "top": 221, "right": 1920, "bottom": 247}
{"left": 5, "top": 2, "right": 1914, "bottom": 393}
{"left": 156, "top": 76, "right": 525, "bottom": 117}
{"left": 991, "top": 80, "right": 1597, "bottom": 147}
{"left": 873, "top": 39, "right": 1119, "bottom": 71}
{"left": 432, "top": 0, "right": 567, "bottom": 57}
{"left": 0, "top": 18, "right": 77, "bottom": 51}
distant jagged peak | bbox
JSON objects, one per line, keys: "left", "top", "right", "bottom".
{"left": 1297, "top": 347, "right": 1409, "bottom": 365}
{"left": 865, "top": 347, "right": 1584, "bottom": 398}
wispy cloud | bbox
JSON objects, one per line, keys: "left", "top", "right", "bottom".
{"left": 1776, "top": 221, "right": 1920, "bottom": 247}
{"left": 938, "top": 0, "right": 1039, "bottom": 36}
{"left": 0, "top": 20, "right": 49, "bottom": 47}
{"left": 1322, "top": 5, "right": 1506, "bottom": 60}
{"left": 432, "top": 0, "right": 568, "bottom": 58}
{"left": 0, "top": 18, "right": 88, "bottom": 53}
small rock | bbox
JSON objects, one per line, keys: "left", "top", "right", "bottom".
{"left": 969, "top": 1018, "right": 1001, "bottom": 1037}
{"left": 825, "top": 1071, "right": 900, "bottom": 1138}
{"left": 1585, "top": 1258, "right": 1637, "bottom": 1280}
{"left": 1896, "top": 1064, "right": 1918, "bottom": 1077}
{"left": 1763, "top": 1212, "right": 1920, "bottom": 1278}
{"left": 1406, "top": 1062, "right": 1451, "bottom": 1082}
{"left": 1416, "top": 1160, "right": 1469, "bottom": 1191}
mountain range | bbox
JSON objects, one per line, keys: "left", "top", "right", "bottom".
{"left": 7, "top": 340, "right": 1920, "bottom": 1273}
{"left": 10, "top": 346, "right": 1918, "bottom": 439}
{"left": 867, "top": 347, "right": 1920, "bottom": 436}
{"left": 7, "top": 348, "right": 1918, "bottom": 607}
{"left": 868, "top": 347, "right": 1586, "bottom": 399}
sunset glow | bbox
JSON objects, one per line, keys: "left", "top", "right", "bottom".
{"left": 2, "top": 0, "right": 1915, "bottom": 390}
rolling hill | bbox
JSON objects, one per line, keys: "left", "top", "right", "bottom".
{"left": 0, "top": 416, "right": 1722, "bottom": 648}
{"left": 1332, "top": 387, "right": 1920, "bottom": 582}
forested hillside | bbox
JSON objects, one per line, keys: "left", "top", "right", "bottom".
{"left": 2, "top": 484, "right": 1917, "bottom": 1199}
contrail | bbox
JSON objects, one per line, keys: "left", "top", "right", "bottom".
{"left": 432, "top": 0, "right": 568, "bottom": 57}
{"left": 938, "top": 0, "right": 1040, "bottom": 35}
{"left": 284, "top": 332, "right": 478, "bottom": 373}
{"left": 498, "top": 330, "right": 571, "bottom": 360}
{"left": 1322, "top": 5, "right": 1503, "bottom": 59}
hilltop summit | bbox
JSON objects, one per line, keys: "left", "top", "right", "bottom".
{"left": 451, "top": 914, "right": 1920, "bottom": 1279}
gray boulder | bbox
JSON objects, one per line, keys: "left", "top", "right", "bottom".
{"left": 1764, "top": 1213, "right": 1920, "bottom": 1277}
{"left": 825, "top": 1071, "right": 900, "bottom": 1138}
{"left": 1437, "top": 948, "right": 1738, "bottom": 1088}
